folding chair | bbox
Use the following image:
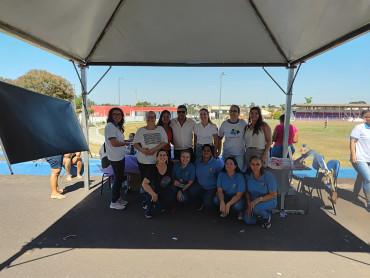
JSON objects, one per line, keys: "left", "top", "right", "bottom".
{"left": 293, "top": 155, "right": 323, "bottom": 193}
{"left": 96, "top": 165, "right": 114, "bottom": 195}
{"left": 300, "top": 157, "right": 339, "bottom": 215}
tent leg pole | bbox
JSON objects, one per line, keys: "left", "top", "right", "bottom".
{"left": 0, "top": 137, "right": 13, "bottom": 174}
{"left": 282, "top": 68, "right": 295, "bottom": 159}
{"left": 81, "top": 66, "right": 90, "bottom": 190}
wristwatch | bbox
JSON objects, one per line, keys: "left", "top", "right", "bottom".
{"left": 260, "top": 197, "right": 263, "bottom": 202}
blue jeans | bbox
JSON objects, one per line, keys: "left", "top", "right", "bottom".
{"left": 271, "top": 145, "right": 295, "bottom": 158}
{"left": 213, "top": 194, "right": 245, "bottom": 212}
{"left": 222, "top": 153, "right": 245, "bottom": 172}
{"left": 189, "top": 182, "right": 217, "bottom": 210}
{"left": 244, "top": 199, "right": 277, "bottom": 224}
{"left": 108, "top": 158, "right": 125, "bottom": 203}
{"left": 141, "top": 186, "right": 176, "bottom": 216}
{"left": 352, "top": 161, "right": 370, "bottom": 205}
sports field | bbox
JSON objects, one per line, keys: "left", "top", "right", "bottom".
{"left": 95, "top": 120, "right": 360, "bottom": 167}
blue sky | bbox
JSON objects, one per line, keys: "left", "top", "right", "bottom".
{"left": 0, "top": 32, "right": 369, "bottom": 106}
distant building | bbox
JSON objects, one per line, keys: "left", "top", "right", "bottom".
{"left": 292, "top": 103, "right": 370, "bottom": 121}
{"left": 90, "top": 106, "right": 178, "bottom": 122}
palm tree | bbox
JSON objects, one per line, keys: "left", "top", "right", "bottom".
{"left": 304, "top": 97, "right": 312, "bottom": 104}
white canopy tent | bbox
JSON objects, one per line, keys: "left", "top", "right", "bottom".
{"left": 1, "top": 0, "right": 369, "bottom": 189}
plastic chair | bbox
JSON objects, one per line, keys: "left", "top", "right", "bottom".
{"left": 96, "top": 165, "right": 114, "bottom": 195}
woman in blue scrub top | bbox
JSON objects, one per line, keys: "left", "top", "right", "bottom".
{"left": 244, "top": 156, "right": 277, "bottom": 228}
{"left": 172, "top": 150, "right": 196, "bottom": 204}
{"left": 189, "top": 144, "right": 223, "bottom": 210}
{"left": 213, "top": 157, "right": 246, "bottom": 219}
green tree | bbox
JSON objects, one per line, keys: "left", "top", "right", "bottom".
{"left": 8, "top": 70, "right": 74, "bottom": 101}
{"left": 271, "top": 112, "right": 282, "bottom": 120}
{"left": 304, "top": 97, "right": 312, "bottom": 104}
{"left": 349, "top": 101, "right": 367, "bottom": 104}
{"left": 280, "top": 104, "right": 286, "bottom": 112}
{"left": 136, "top": 101, "right": 153, "bottom": 107}
{"left": 75, "top": 95, "right": 96, "bottom": 110}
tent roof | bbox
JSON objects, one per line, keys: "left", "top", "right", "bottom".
{"left": 1, "top": 0, "right": 370, "bottom": 67}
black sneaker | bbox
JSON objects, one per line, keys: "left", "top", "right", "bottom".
{"left": 262, "top": 216, "right": 271, "bottom": 229}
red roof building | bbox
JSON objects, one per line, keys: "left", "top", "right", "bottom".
{"left": 91, "top": 106, "right": 178, "bottom": 118}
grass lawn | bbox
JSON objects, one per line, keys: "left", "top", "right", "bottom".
{"left": 269, "top": 120, "right": 357, "bottom": 167}
{"left": 94, "top": 120, "right": 359, "bottom": 167}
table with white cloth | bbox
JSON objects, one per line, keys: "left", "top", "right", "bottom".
{"left": 268, "top": 163, "right": 311, "bottom": 214}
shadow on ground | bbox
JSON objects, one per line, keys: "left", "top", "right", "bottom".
{"left": 1, "top": 178, "right": 369, "bottom": 271}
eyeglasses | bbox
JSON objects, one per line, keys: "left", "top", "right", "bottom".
{"left": 225, "top": 162, "right": 235, "bottom": 166}
{"left": 250, "top": 163, "right": 261, "bottom": 166}
{"left": 177, "top": 110, "right": 186, "bottom": 114}
{"left": 112, "top": 113, "right": 122, "bottom": 116}
{"left": 229, "top": 110, "right": 238, "bottom": 113}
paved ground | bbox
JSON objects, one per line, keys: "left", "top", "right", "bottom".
{"left": 0, "top": 175, "right": 369, "bottom": 277}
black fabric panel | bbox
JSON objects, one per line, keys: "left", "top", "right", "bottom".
{"left": 0, "top": 81, "right": 89, "bottom": 164}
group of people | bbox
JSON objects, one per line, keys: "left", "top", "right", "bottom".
{"left": 44, "top": 104, "right": 370, "bottom": 225}
{"left": 103, "top": 104, "right": 297, "bottom": 228}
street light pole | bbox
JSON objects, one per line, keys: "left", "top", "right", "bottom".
{"left": 118, "top": 77, "right": 124, "bottom": 106}
{"left": 218, "top": 72, "right": 226, "bottom": 128}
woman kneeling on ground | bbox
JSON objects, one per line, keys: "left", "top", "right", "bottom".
{"left": 172, "top": 150, "right": 196, "bottom": 207}
{"left": 244, "top": 156, "right": 277, "bottom": 228}
{"left": 190, "top": 144, "right": 223, "bottom": 210}
{"left": 213, "top": 157, "right": 246, "bottom": 220}
{"left": 141, "top": 149, "right": 176, "bottom": 219}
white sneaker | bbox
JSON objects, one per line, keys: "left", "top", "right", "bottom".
{"left": 118, "top": 197, "right": 128, "bottom": 206}
{"left": 110, "top": 201, "right": 126, "bottom": 210}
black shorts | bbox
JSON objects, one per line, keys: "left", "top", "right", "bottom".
{"left": 45, "top": 155, "right": 63, "bottom": 169}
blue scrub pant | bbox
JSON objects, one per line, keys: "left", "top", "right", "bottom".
{"left": 213, "top": 194, "right": 245, "bottom": 212}
{"left": 244, "top": 198, "right": 277, "bottom": 224}
{"left": 171, "top": 186, "right": 191, "bottom": 203}
{"left": 189, "top": 182, "right": 217, "bottom": 209}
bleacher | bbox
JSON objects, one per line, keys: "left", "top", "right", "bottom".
{"left": 292, "top": 111, "right": 353, "bottom": 121}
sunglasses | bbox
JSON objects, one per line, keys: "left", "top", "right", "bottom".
{"left": 177, "top": 110, "right": 186, "bottom": 114}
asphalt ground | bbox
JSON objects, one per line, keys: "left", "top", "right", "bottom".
{"left": 0, "top": 175, "right": 369, "bottom": 277}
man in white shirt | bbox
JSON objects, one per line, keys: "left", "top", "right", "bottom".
{"left": 170, "top": 105, "right": 195, "bottom": 160}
